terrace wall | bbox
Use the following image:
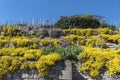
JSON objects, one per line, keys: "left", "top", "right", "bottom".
{"left": 3, "top": 60, "right": 120, "bottom": 80}
{"left": 3, "top": 60, "right": 72, "bottom": 80}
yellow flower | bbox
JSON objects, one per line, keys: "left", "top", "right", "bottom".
{"left": 36, "top": 53, "right": 61, "bottom": 76}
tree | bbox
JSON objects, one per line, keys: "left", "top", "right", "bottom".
{"left": 55, "top": 14, "right": 101, "bottom": 29}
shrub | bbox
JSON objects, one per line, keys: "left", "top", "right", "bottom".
{"left": 31, "top": 38, "right": 40, "bottom": 43}
{"left": 86, "top": 39, "right": 95, "bottom": 47}
{"left": 77, "top": 46, "right": 120, "bottom": 77}
{"left": 0, "top": 56, "right": 12, "bottom": 79}
{"left": 24, "top": 53, "right": 35, "bottom": 60}
{"left": 23, "top": 49, "right": 42, "bottom": 60}
{"left": 30, "top": 43, "right": 39, "bottom": 49}
{"left": 8, "top": 59, "right": 21, "bottom": 72}
{"left": 40, "top": 39, "right": 50, "bottom": 46}
{"left": 0, "top": 48, "right": 14, "bottom": 56}
{"left": 51, "top": 39, "right": 62, "bottom": 46}
{"left": 20, "top": 61, "right": 29, "bottom": 70}
{"left": 0, "top": 36, "right": 8, "bottom": 48}
{"left": 62, "top": 35, "right": 78, "bottom": 45}
{"left": 36, "top": 53, "right": 61, "bottom": 76}
{"left": 29, "top": 62, "right": 36, "bottom": 69}
{"left": 40, "top": 39, "right": 62, "bottom": 47}
{"left": 11, "top": 37, "right": 32, "bottom": 47}
{"left": 95, "top": 38, "right": 107, "bottom": 48}
{"left": 2, "top": 26, "right": 21, "bottom": 36}
{"left": 77, "top": 36, "right": 86, "bottom": 45}
{"left": 14, "top": 48, "right": 27, "bottom": 56}
{"left": 42, "top": 45, "right": 83, "bottom": 60}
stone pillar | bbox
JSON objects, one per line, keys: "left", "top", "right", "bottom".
{"left": 59, "top": 60, "right": 72, "bottom": 80}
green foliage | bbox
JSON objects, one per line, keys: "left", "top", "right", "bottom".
{"left": 81, "top": 14, "right": 95, "bottom": 19}
{"left": 42, "top": 45, "right": 83, "bottom": 60}
{"left": 17, "top": 23, "right": 27, "bottom": 26}
{"left": 55, "top": 14, "right": 100, "bottom": 29}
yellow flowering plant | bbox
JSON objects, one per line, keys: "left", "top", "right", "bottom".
{"left": 36, "top": 53, "right": 61, "bottom": 76}
{"left": 77, "top": 46, "right": 120, "bottom": 77}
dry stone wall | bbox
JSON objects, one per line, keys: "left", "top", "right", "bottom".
{"left": 3, "top": 60, "right": 72, "bottom": 80}
{"left": 3, "top": 60, "right": 120, "bottom": 80}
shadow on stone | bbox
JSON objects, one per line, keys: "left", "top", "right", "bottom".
{"left": 72, "top": 63, "right": 86, "bottom": 80}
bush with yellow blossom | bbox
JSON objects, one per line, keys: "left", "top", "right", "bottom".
{"left": 36, "top": 53, "right": 61, "bottom": 76}
{"left": 77, "top": 46, "right": 120, "bottom": 78}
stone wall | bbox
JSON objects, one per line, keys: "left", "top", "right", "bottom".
{"left": 72, "top": 61, "right": 120, "bottom": 80}
{"left": 3, "top": 60, "right": 120, "bottom": 80}
{"left": 3, "top": 60, "right": 72, "bottom": 80}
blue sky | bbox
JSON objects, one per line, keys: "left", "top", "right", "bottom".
{"left": 0, "top": 0, "right": 120, "bottom": 25}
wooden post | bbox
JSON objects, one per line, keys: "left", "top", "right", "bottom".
{"left": 8, "top": 26, "right": 13, "bottom": 47}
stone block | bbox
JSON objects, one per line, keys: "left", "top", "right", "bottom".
{"left": 13, "top": 79, "right": 23, "bottom": 80}
{"left": 5, "top": 74, "right": 12, "bottom": 78}
{"left": 49, "top": 70, "right": 59, "bottom": 75}
{"left": 28, "top": 74, "right": 34, "bottom": 79}
{"left": 65, "top": 60, "right": 72, "bottom": 71}
{"left": 30, "top": 69, "right": 37, "bottom": 74}
{"left": 17, "top": 70, "right": 23, "bottom": 74}
{"left": 39, "top": 78, "right": 46, "bottom": 80}
{"left": 22, "top": 73, "right": 29, "bottom": 79}
{"left": 12, "top": 73, "right": 21, "bottom": 79}
{"left": 50, "top": 65, "right": 62, "bottom": 71}
{"left": 24, "top": 79, "right": 35, "bottom": 80}
{"left": 34, "top": 74, "right": 40, "bottom": 79}
{"left": 48, "top": 74, "right": 58, "bottom": 78}
{"left": 53, "top": 79, "right": 58, "bottom": 80}
{"left": 59, "top": 70, "right": 72, "bottom": 80}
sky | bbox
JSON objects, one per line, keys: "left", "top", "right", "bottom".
{"left": 0, "top": 0, "right": 120, "bottom": 25}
